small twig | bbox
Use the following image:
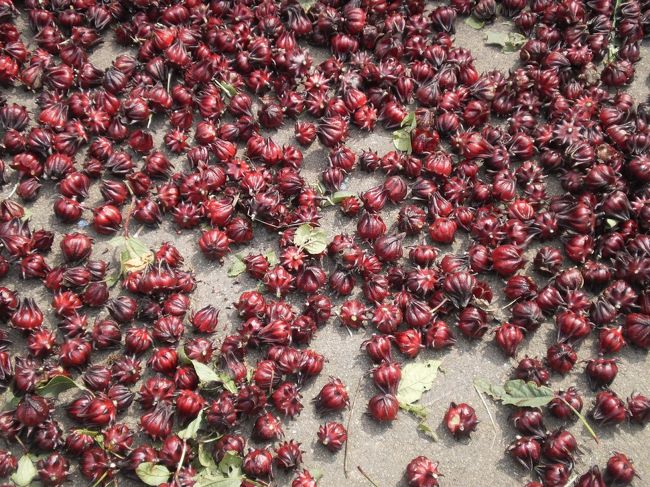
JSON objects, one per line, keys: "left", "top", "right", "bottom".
{"left": 343, "top": 376, "right": 363, "bottom": 479}
{"left": 474, "top": 384, "right": 497, "bottom": 448}
{"left": 175, "top": 440, "right": 187, "bottom": 480}
{"left": 1, "top": 183, "right": 19, "bottom": 200}
{"left": 357, "top": 466, "right": 380, "bottom": 487}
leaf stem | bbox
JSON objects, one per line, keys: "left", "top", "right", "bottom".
{"left": 357, "top": 466, "right": 380, "bottom": 487}
{"left": 560, "top": 398, "right": 599, "bottom": 443}
{"left": 474, "top": 384, "right": 498, "bottom": 448}
{"left": 343, "top": 376, "right": 363, "bottom": 479}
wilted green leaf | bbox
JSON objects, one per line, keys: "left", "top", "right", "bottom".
{"left": 465, "top": 16, "right": 485, "bottom": 29}
{"left": 36, "top": 375, "right": 84, "bottom": 397}
{"left": 264, "top": 250, "right": 278, "bottom": 266}
{"left": 396, "top": 360, "right": 442, "bottom": 405}
{"left": 484, "top": 31, "right": 527, "bottom": 52}
{"left": 11, "top": 456, "right": 37, "bottom": 487}
{"left": 293, "top": 224, "right": 328, "bottom": 255}
{"left": 108, "top": 236, "right": 154, "bottom": 286}
{"left": 417, "top": 422, "right": 438, "bottom": 442}
{"left": 330, "top": 191, "right": 356, "bottom": 204}
{"left": 399, "top": 402, "right": 428, "bottom": 420}
{"left": 392, "top": 130, "right": 412, "bottom": 154}
{"left": 20, "top": 208, "right": 33, "bottom": 222}
{"left": 178, "top": 411, "right": 204, "bottom": 440}
{"left": 298, "top": 0, "right": 317, "bottom": 11}
{"left": 136, "top": 463, "right": 171, "bottom": 486}
{"left": 227, "top": 255, "right": 246, "bottom": 277}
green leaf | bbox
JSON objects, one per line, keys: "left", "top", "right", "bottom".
{"left": 109, "top": 236, "right": 154, "bottom": 284}
{"left": 392, "top": 130, "right": 412, "bottom": 154}
{"left": 227, "top": 255, "right": 246, "bottom": 278}
{"left": 220, "top": 375, "right": 238, "bottom": 393}
{"left": 417, "top": 422, "right": 438, "bottom": 442}
{"left": 330, "top": 191, "right": 356, "bottom": 204}
{"left": 396, "top": 360, "right": 442, "bottom": 405}
{"left": 195, "top": 452, "right": 243, "bottom": 487}
{"left": 192, "top": 360, "right": 223, "bottom": 384}
{"left": 1, "top": 388, "right": 19, "bottom": 410}
{"left": 484, "top": 32, "right": 527, "bottom": 52}
{"left": 293, "top": 224, "right": 328, "bottom": 255}
{"left": 198, "top": 443, "right": 218, "bottom": 469}
{"left": 298, "top": 0, "right": 317, "bottom": 11}
{"left": 501, "top": 380, "right": 554, "bottom": 407}
{"left": 399, "top": 402, "right": 428, "bottom": 420}
{"left": 191, "top": 360, "right": 238, "bottom": 393}
{"left": 178, "top": 411, "right": 204, "bottom": 440}
{"left": 474, "top": 379, "right": 553, "bottom": 408}
{"left": 400, "top": 112, "right": 417, "bottom": 131}
{"left": 218, "top": 452, "right": 243, "bottom": 476}
{"left": 606, "top": 218, "right": 618, "bottom": 229}
{"left": 465, "top": 16, "right": 485, "bottom": 29}
{"left": 473, "top": 378, "right": 507, "bottom": 401}
{"left": 215, "top": 80, "right": 237, "bottom": 98}
{"left": 311, "top": 468, "right": 324, "bottom": 482}
{"left": 136, "top": 463, "right": 171, "bottom": 486}
{"left": 195, "top": 473, "right": 242, "bottom": 487}
{"left": 11, "top": 456, "right": 37, "bottom": 487}
{"left": 264, "top": 250, "right": 278, "bottom": 266}
{"left": 36, "top": 375, "right": 84, "bottom": 397}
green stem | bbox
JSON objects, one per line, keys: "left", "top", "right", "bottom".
{"left": 560, "top": 398, "right": 599, "bottom": 443}
{"left": 90, "top": 471, "right": 109, "bottom": 487}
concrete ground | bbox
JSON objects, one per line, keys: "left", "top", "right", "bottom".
{"left": 3, "top": 7, "right": 650, "bottom": 487}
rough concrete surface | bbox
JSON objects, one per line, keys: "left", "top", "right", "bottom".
{"left": 2, "top": 6, "right": 650, "bottom": 487}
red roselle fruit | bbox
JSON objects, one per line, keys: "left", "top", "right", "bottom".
{"left": 535, "top": 462, "right": 572, "bottom": 487}
{"left": 317, "top": 422, "right": 347, "bottom": 452}
{"left": 444, "top": 402, "right": 478, "bottom": 439}
{"left": 367, "top": 393, "right": 399, "bottom": 422}
{"left": 585, "top": 358, "right": 618, "bottom": 390}
{"left": 315, "top": 378, "right": 349, "bottom": 412}
{"left": 546, "top": 342, "right": 577, "bottom": 374}
{"left": 510, "top": 408, "right": 546, "bottom": 436}
{"left": 591, "top": 390, "right": 627, "bottom": 425}
{"left": 507, "top": 436, "right": 542, "bottom": 469}
{"left": 606, "top": 452, "right": 636, "bottom": 485}
{"left": 405, "top": 456, "right": 442, "bottom": 487}
{"left": 548, "top": 387, "right": 583, "bottom": 420}
{"left": 575, "top": 466, "right": 606, "bottom": 487}
{"left": 542, "top": 429, "right": 578, "bottom": 462}
{"left": 627, "top": 393, "right": 650, "bottom": 425}
{"left": 513, "top": 357, "right": 550, "bottom": 386}
{"left": 242, "top": 449, "right": 273, "bottom": 479}
{"left": 494, "top": 322, "right": 525, "bottom": 357}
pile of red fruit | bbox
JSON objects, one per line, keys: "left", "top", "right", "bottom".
{"left": 0, "top": 0, "right": 648, "bottom": 485}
